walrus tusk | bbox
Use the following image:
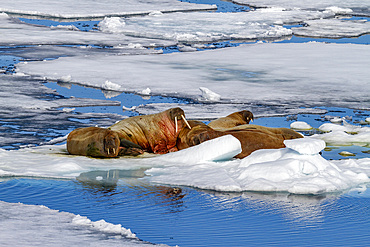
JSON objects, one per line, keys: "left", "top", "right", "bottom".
{"left": 107, "top": 149, "right": 110, "bottom": 155}
{"left": 175, "top": 116, "right": 178, "bottom": 133}
{"left": 112, "top": 148, "right": 115, "bottom": 155}
{"left": 182, "top": 115, "right": 192, "bottom": 129}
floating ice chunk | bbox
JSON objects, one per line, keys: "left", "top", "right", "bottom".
{"left": 339, "top": 151, "right": 356, "bottom": 157}
{"left": 290, "top": 121, "right": 313, "bottom": 130}
{"left": 152, "top": 135, "right": 242, "bottom": 164}
{"left": 319, "top": 121, "right": 369, "bottom": 134}
{"left": 102, "top": 80, "right": 121, "bottom": 91}
{"left": 199, "top": 87, "right": 221, "bottom": 102}
{"left": 366, "top": 117, "right": 370, "bottom": 123}
{"left": 178, "top": 45, "right": 197, "bottom": 52}
{"left": 330, "top": 117, "right": 344, "bottom": 123}
{"left": 98, "top": 17, "right": 126, "bottom": 33}
{"left": 284, "top": 137, "right": 326, "bottom": 155}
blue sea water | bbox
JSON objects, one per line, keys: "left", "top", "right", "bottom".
{"left": 1, "top": 1, "right": 370, "bottom": 246}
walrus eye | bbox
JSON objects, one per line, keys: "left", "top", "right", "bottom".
{"left": 181, "top": 115, "right": 192, "bottom": 129}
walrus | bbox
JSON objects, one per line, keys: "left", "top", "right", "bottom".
{"left": 208, "top": 110, "right": 254, "bottom": 129}
{"left": 109, "top": 107, "right": 192, "bottom": 154}
{"left": 177, "top": 121, "right": 291, "bottom": 158}
{"left": 208, "top": 110, "right": 303, "bottom": 140}
{"left": 67, "top": 127, "right": 121, "bottom": 158}
{"left": 67, "top": 127, "right": 144, "bottom": 158}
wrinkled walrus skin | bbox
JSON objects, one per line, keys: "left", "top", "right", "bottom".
{"left": 109, "top": 107, "right": 188, "bottom": 154}
{"left": 67, "top": 127, "right": 121, "bottom": 158}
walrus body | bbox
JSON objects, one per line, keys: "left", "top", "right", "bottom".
{"left": 177, "top": 121, "right": 289, "bottom": 159}
{"left": 67, "top": 127, "right": 121, "bottom": 158}
{"left": 109, "top": 107, "right": 190, "bottom": 154}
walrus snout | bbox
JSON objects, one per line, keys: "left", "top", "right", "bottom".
{"left": 169, "top": 107, "right": 192, "bottom": 132}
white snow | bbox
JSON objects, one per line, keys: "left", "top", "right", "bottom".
{"left": 0, "top": 201, "right": 167, "bottom": 247}
{"left": 0, "top": 0, "right": 215, "bottom": 19}
{"left": 17, "top": 42, "right": 370, "bottom": 112}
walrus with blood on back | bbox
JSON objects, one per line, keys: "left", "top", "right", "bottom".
{"left": 108, "top": 107, "right": 192, "bottom": 154}
{"left": 177, "top": 110, "right": 303, "bottom": 159}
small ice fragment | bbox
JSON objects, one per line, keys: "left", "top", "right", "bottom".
{"left": 98, "top": 17, "right": 126, "bottom": 33}
{"left": 122, "top": 105, "right": 136, "bottom": 111}
{"left": 339, "top": 151, "right": 356, "bottom": 157}
{"left": 325, "top": 6, "right": 353, "bottom": 14}
{"left": 96, "top": 176, "right": 103, "bottom": 181}
{"left": 199, "top": 87, "right": 221, "bottom": 101}
{"left": 140, "top": 88, "right": 151, "bottom": 95}
{"left": 149, "top": 11, "right": 163, "bottom": 16}
{"left": 284, "top": 137, "right": 326, "bottom": 155}
{"left": 330, "top": 117, "right": 344, "bottom": 123}
{"left": 178, "top": 45, "right": 197, "bottom": 52}
{"left": 290, "top": 121, "right": 312, "bottom": 130}
{"left": 60, "top": 75, "right": 72, "bottom": 82}
{"left": 62, "top": 108, "right": 75, "bottom": 113}
{"left": 366, "top": 117, "right": 370, "bottom": 123}
{"left": 102, "top": 80, "right": 121, "bottom": 91}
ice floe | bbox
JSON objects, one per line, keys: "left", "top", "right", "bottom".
{"left": 0, "top": 135, "right": 369, "bottom": 195}
{"left": 234, "top": 0, "right": 370, "bottom": 15}
{"left": 17, "top": 42, "right": 370, "bottom": 112}
{"left": 292, "top": 18, "right": 370, "bottom": 38}
{"left": 0, "top": 0, "right": 215, "bottom": 19}
{"left": 97, "top": 8, "right": 336, "bottom": 42}
{"left": 0, "top": 201, "right": 166, "bottom": 247}
{"left": 0, "top": 13, "right": 175, "bottom": 48}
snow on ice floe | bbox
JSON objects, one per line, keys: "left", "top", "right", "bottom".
{"left": 0, "top": 201, "right": 167, "bottom": 247}
{"left": 17, "top": 42, "right": 370, "bottom": 112}
{"left": 1, "top": 136, "right": 369, "bottom": 195}
{"left": 0, "top": 0, "right": 215, "bottom": 19}
{"left": 97, "top": 8, "right": 336, "bottom": 42}
{"left": 234, "top": 0, "right": 370, "bottom": 16}
{"left": 0, "top": 13, "right": 175, "bottom": 48}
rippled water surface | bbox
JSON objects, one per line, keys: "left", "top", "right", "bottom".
{"left": 0, "top": 178, "right": 369, "bottom": 246}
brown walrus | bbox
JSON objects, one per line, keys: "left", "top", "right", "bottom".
{"left": 108, "top": 107, "right": 192, "bottom": 154}
{"left": 177, "top": 121, "right": 292, "bottom": 158}
{"left": 67, "top": 127, "right": 121, "bottom": 158}
{"left": 208, "top": 110, "right": 303, "bottom": 140}
{"left": 208, "top": 110, "right": 254, "bottom": 129}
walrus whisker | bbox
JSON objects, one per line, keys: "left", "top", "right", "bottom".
{"left": 182, "top": 115, "right": 192, "bottom": 129}
{"left": 175, "top": 116, "right": 178, "bottom": 133}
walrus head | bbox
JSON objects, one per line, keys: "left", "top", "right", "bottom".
{"left": 167, "top": 107, "right": 192, "bottom": 134}
{"left": 177, "top": 120, "right": 219, "bottom": 150}
{"left": 103, "top": 131, "right": 121, "bottom": 157}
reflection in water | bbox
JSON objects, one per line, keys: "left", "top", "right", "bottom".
{"left": 76, "top": 169, "right": 187, "bottom": 214}
{"left": 198, "top": 189, "right": 337, "bottom": 227}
